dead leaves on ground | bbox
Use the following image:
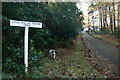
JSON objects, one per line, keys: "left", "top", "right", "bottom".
{"left": 83, "top": 39, "right": 119, "bottom": 78}
{"left": 40, "top": 36, "right": 104, "bottom": 78}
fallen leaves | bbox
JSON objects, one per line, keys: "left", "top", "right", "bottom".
{"left": 39, "top": 35, "right": 105, "bottom": 78}
{"left": 83, "top": 37, "right": 119, "bottom": 78}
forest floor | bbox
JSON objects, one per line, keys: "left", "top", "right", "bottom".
{"left": 27, "top": 35, "right": 104, "bottom": 78}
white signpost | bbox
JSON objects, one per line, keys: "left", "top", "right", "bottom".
{"left": 10, "top": 20, "right": 42, "bottom": 73}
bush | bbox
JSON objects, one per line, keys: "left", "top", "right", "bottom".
{"left": 2, "top": 2, "right": 83, "bottom": 78}
{"left": 54, "top": 40, "right": 73, "bottom": 48}
{"left": 101, "top": 29, "right": 110, "bottom": 34}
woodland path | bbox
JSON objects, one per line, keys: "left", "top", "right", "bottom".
{"left": 81, "top": 31, "right": 119, "bottom": 76}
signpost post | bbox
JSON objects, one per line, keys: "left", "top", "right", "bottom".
{"left": 10, "top": 20, "right": 42, "bottom": 73}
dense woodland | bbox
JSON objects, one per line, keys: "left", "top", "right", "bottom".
{"left": 2, "top": 2, "right": 83, "bottom": 75}
{"left": 88, "top": 2, "right": 120, "bottom": 36}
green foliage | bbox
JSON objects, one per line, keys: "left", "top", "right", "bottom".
{"left": 99, "top": 28, "right": 120, "bottom": 38}
{"left": 54, "top": 40, "right": 73, "bottom": 48}
{"left": 2, "top": 2, "right": 83, "bottom": 77}
{"left": 113, "top": 29, "right": 120, "bottom": 38}
{"left": 100, "top": 29, "right": 111, "bottom": 34}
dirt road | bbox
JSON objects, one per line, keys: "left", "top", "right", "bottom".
{"left": 81, "top": 31, "right": 119, "bottom": 76}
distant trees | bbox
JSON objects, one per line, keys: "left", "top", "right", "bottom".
{"left": 88, "top": 1, "right": 120, "bottom": 35}
{"left": 2, "top": 2, "right": 83, "bottom": 75}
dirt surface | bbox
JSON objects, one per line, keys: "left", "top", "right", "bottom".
{"left": 38, "top": 35, "right": 104, "bottom": 78}
{"left": 81, "top": 31, "right": 120, "bottom": 78}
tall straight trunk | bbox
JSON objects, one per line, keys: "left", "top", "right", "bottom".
{"left": 91, "top": 12, "right": 94, "bottom": 32}
{"left": 118, "top": 2, "right": 120, "bottom": 29}
{"left": 98, "top": 9, "right": 101, "bottom": 30}
{"left": 92, "top": 13, "right": 95, "bottom": 33}
{"left": 100, "top": 15, "right": 103, "bottom": 31}
{"left": 104, "top": 5, "right": 109, "bottom": 29}
{"left": 113, "top": 2, "right": 116, "bottom": 32}
{"left": 102, "top": 7, "right": 105, "bottom": 30}
{"left": 99, "top": 7, "right": 103, "bottom": 31}
{"left": 88, "top": 15, "right": 91, "bottom": 32}
{"left": 109, "top": 5, "right": 113, "bottom": 34}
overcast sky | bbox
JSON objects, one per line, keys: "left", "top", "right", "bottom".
{"left": 76, "top": 1, "right": 92, "bottom": 27}
{"left": 76, "top": 1, "right": 91, "bottom": 17}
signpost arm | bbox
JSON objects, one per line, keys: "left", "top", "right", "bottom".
{"left": 24, "top": 27, "right": 29, "bottom": 73}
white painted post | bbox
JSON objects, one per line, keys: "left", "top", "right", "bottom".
{"left": 24, "top": 27, "right": 29, "bottom": 73}
{"left": 10, "top": 20, "right": 42, "bottom": 73}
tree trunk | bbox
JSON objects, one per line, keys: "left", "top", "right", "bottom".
{"left": 98, "top": 8, "right": 101, "bottom": 31}
{"left": 103, "top": 6, "right": 106, "bottom": 30}
{"left": 92, "top": 13, "right": 95, "bottom": 33}
{"left": 109, "top": 5, "right": 113, "bottom": 34}
{"left": 104, "top": 5, "right": 109, "bottom": 29}
{"left": 113, "top": 2, "right": 116, "bottom": 33}
{"left": 118, "top": 2, "right": 120, "bottom": 29}
{"left": 99, "top": 7, "right": 103, "bottom": 31}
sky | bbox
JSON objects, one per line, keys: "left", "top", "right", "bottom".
{"left": 76, "top": 1, "right": 91, "bottom": 27}
{"left": 76, "top": 2, "right": 90, "bottom": 17}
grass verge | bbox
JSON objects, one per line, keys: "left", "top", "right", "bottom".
{"left": 92, "top": 34, "right": 120, "bottom": 48}
{"left": 39, "top": 35, "right": 104, "bottom": 78}
{"left": 2, "top": 35, "right": 104, "bottom": 79}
